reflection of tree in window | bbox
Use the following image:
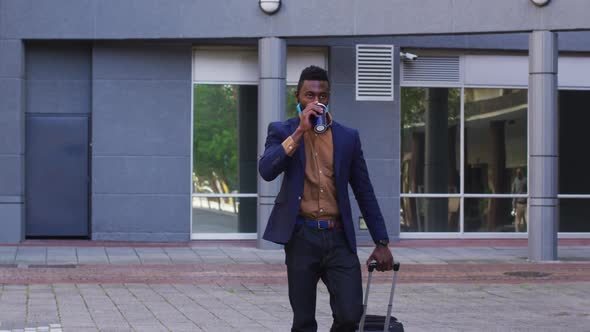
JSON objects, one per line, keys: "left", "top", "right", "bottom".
{"left": 191, "top": 84, "right": 259, "bottom": 233}
{"left": 401, "top": 88, "right": 460, "bottom": 128}
{"left": 286, "top": 86, "right": 299, "bottom": 119}
{"left": 193, "top": 85, "right": 238, "bottom": 193}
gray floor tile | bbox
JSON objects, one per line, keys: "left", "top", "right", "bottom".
{"left": 104, "top": 248, "right": 140, "bottom": 264}
{"left": 15, "top": 247, "right": 47, "bottom": 265}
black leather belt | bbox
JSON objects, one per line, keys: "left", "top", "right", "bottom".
{"left": 296, "top": 216, "right": 340, "bottom": 230}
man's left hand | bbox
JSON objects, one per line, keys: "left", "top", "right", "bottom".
{"left": 366, "top": 245, "right": 394, "bottom": 272}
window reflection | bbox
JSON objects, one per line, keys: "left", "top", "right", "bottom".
{"left": 400, "top": 87, "right": 460, "bottom": 194}
{"left": 193, "top": 84, "right": 258, "bottom": 194}
{"left": 192, "top": 197, "right": 257, "bottom": 233}
{"left": 464, "top": 89, "right": 527, "bottom": 194}
{"left": 400, "top": 197, "right": 460, "bottom": 232}
{"left": 287, "top": 86, "right": 298, "bottom": 118}
{"left": 464, "top": 198, "right": 526, "bottom": 232}
{"left": 400, "top": 87, "right": 529, "bottom": 233}
{"left": 192, "top": 84, "right": 258, "bottom": 234}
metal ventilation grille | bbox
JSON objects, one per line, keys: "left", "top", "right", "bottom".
{"left": 356, "top": 44, "right": 394, "bottom": 101}
{"left": 402, "top": 56, "right": 461, "bottom": 83}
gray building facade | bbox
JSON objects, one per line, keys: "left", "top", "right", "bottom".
{"left": 1, "top": 1, "right": 590, "bottom": 257}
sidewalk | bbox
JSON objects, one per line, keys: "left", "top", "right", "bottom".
{"left": 0, "top": 239, "right": 589, "bottom": 331}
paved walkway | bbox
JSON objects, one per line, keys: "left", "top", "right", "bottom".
{"left": 0, "top": 239, "right": 588, "bottom": 331}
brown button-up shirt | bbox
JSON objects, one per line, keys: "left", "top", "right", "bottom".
{"left": 281, "top": 114, "right": 340, "bottom": 220}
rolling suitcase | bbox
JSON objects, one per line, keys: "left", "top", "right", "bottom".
{"left": 357, "top": 261, "right": 404, "bottom": 332}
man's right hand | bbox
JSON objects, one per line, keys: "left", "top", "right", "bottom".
{"left": 291, "top": 103, "right": 324, "bottom": 143}
{"left": 298, "top": 103, "right": 324, "bottom": 132}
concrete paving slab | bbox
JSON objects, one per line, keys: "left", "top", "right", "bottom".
{"left": 46, "top": 248, "right": 77, "bottom": 265}
{"left": 103, "top": 248, "right": 140, "bottom": 264}
{"left": 0, "top": 248, "right": 17, "bottom": 265}
{"left": 163, "top": 248, "right": 202, "bottom": 264}
{"left": 135, "top": 248, "right": 172, "bottom": 265}
{"left": 75, "top": 248, "right": 109, "bottom": 265}
{"left": 15, "top": 248, "right": 46, "bottom": 265}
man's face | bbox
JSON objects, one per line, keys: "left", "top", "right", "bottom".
{"left": 516, "top": 168, "right": 522, "bottom": 178}
{"left": 296, "top": 80, "right": 330, "bottom": 109}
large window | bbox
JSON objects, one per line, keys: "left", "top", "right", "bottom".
{"left": 192, "top": 84, "right": 258, "bottom": 235}
{"left": 464, "top": 88, "right": 528, "bottom": 232}
{"left": 400, "top": 87, "right": 528, "bottom": 234}
{"left": 400, "top": 87, "right": 460, "bottom": 232}
{"left": 399, "top": 53, "right": 590, "bottom": 236}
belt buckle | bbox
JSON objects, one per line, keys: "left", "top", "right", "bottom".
{"left": 319, "top": 220, "right": 332, "bottom": 230}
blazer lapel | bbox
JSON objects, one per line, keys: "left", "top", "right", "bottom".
{"left": 331, "top": 122, "right": 343, "bottom": 179}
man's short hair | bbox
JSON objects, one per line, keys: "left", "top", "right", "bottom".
{"left": 297, "top": 65, "right": 329, "bottom": 94}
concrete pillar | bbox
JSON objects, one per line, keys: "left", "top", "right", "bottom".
{"left": 528, "top": 31, "right": 558, "bottom": 261}
{"left": 0, "top": 39, "right": 26, "bottom": 243}
{"left": 257, "top": 37, "right": 286, "bottom": 249}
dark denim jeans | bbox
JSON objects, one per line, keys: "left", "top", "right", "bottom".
{"left": 285, "top": 224, "right": 363, "bottom": 332}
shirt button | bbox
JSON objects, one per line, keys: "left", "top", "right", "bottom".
{"left": 298, "top": 196, "right": 302, "bottom": 200}
{"left": 320, "top": 208, "right": 324, "bottom": 212}
{"left": 320, "top": 189, "right": 324, "bottom": 193}
{"left": 319, "top": 170, "right": 323, "bottom": 174}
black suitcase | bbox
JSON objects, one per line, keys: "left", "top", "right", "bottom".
{"left": 356, "top": 261, "right": 404, "bottom": 332}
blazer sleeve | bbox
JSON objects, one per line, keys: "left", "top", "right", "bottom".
{"left": 349, "top": 130, "right": 390, "bottom": 243}
{"left": 259, "top": 122, "right": 294, "bottom": 181}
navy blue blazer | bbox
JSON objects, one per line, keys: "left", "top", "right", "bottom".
{"left": 258, "top": 117, "right": 389, "bottom": 253}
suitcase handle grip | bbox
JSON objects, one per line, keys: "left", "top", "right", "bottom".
{"left": 368, "top": 261, "right": 400, "bottom": 272}
{"left": 361, "top": 261, "right": 401, "bottom": 332}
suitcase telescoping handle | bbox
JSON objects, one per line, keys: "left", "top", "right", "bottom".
{"left": 359, "top": 261, "right": 401, "bottom": 332}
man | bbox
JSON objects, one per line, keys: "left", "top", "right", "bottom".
{"left": 259, "top": 65, "right": 394, "bottom": 332}
{"left": 511, "top": 168, "right": 527, "bottom": 232}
